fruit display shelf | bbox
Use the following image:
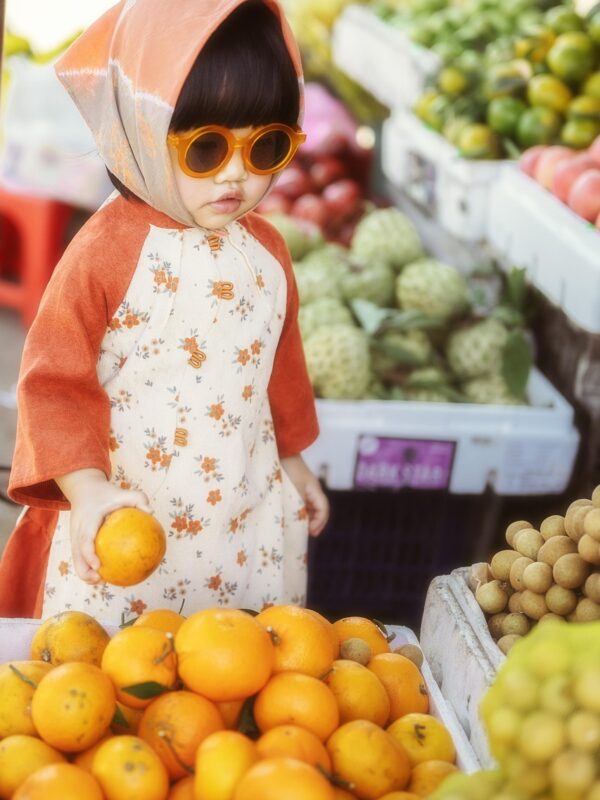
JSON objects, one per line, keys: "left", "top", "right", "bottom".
{"left": 381, "top": 110, "right": 505, "bottom": 242}
{"left": 331, "top": 4, "right": 441, "bottom": 110}
{"left": 487, "top": 167, "right": 600, "bottom": 335}
{"left": 303, "top": 368, "right": 579, "bottom": 496}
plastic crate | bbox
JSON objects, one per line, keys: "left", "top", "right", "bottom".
{"left": 332, "top": 5, "right": 440, "bottom": 110}
{"left": 303, "top": 369, "right": 580, "bottom": 496}
{"left": 487, "top": 167, "right": 600, "bottom": 334}
{"left": 381, "top": 111, "right": 504, "bottom": 242}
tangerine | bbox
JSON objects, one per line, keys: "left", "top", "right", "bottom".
{"left": 254, "top": 671, "right": 339, "bottom": 741}
{"left": 138, "top": 690, "right": 224, "bottom": 780}
{"left": 256, "top": 724, "right": 332, "bottom": 771}
{"left": 133, "top": 608, "right": 186, "bottom": 636}
{"left": 324, "top": 659, "right": 390, "bottom": 727}
{"left": 194, "top": 730, "right": 258, "bottom": 800}
{"left": 0, "top": 661, "right": 52, "bottom": 738}
{"left": 256, "top": 605, "right": 336, "bottom": 677}
{"left": 0, "top": 735, "right": 65, "bottom": 799}
{"left": 233, "top": 757, "right": 334, "bottom": 800}
{"left": 408, "top": 760, "right": 459, "bottom": 796}
{"left": 31, "top": 661, "right": 115, "bottom": 752}
{"left": 368, "top": 653, "right": 429, "bottom": 721}
{"left": 30, "top": 611, "right": 110, "bottom": 667}
{"left": 12, "top": 763, "right": 103, "bottom": 800}
{"left": 305, "top": 608, "right": 340, "bottom": 658}
{"left": 168, "top": 776, "right": 195, "bottom": 800}
{"left": 387, "top": 713, "right": 456, "bottom": 765}
{"left": 95, "top": 507, "right": 166, "bottom": 586}
{"left": 91, "top": 735, "right": 170, "bottom": 800}
{"left": 175, "top": 608, "right": 274, "bottom": 701}
{"left": 216, "top": 699, "right": 245, "bottom": 729}
{"left": 111, "top": 701, "right": 143, "bottom": 735}
{"left": 73, "top": 733, "right": 114, "bottom": 773}
{"left": 333, "top": 617, "right": 392, "bottom": 656}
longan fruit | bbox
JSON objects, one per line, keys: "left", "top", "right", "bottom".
{"left": 490, "top": 550, "right": 522, "bottom": 581}
{"left": 394, "top": 643, "right": 424, "bottom": 669}
{"left": 565, "top": 501, "right": 593, "bottom": 542}
{"left": 573, "top": 598, "right": 600, "bottom": 622}
{"left": 476, "top": 579, "right": 509, "bottom": 615}
{"left": 508, "top": 591, "right": 523, "bottom": 613}
{"left": 545, "top": 584, "right": 578, "bottom": 616}
{"left": 583, "top": 508, "right": 600, "bottom": 542}
{"left": 538, "top": 535, "right": 578, "bottom": 566}
{"left": 514, "top": 529, "right": 543, "bottom": 560}
{"left": 520, "top": 589, "right": 549, "bottom": 620}
{"left": 584, "top": 573, "right": 600, "bottom": 603}
{"left": 498, "top": 634, "right": 522, "bottom": 655}
{"left": 488, "top": 613, "right": 508, "bottom": 640}
{"left": 578, "top": 535, "right": 600, "bottom": 566}
{"left": 553, "top": 553, "right": 591, "bottom": 590}
{"left": 505, "top": 520, "right": 533, "bottom": 548}
{"left": 522, "top": 562, "right": 553, "bottom": 594}
{"left": 592, "top": 485, "right": 600, "bottom": 506}
{"left": 538, "top": 613, "right": 564, "bottom": 624}
{"left": 501, "top": 612, "right": 530, "bottom": 637}
{"left": 540, "top": 514, "right": 566, "bottom": 540}
{"left": 510, "top": 556, "right": 534, "bottom": 591}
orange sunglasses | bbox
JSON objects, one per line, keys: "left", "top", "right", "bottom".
{"left": 167, "top": 123, "right": 306, "bottom": 178}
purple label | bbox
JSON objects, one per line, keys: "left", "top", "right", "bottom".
{"left": 354, "top": 436, "right": 456, "bottom": 490}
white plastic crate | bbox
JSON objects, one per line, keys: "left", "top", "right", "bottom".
{"left": 449, "top": 567, "right": 504, "bottom": 667}
{"left": 332, "top": 5, "right": 441, "bottom": 109}
{"left": 487, "top": 168, "right": 600, "bottom": 334}
{"left": 382, "top": 111, "right": 504, "bottom": 242}
{"left": 304, "top": 368, "right": 579, "bottom": 495}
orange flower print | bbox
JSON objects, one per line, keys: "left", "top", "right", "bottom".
{"left": 108, "top": 317, "right": 121, "bottom": 331}
{"left": 229, "top": 518, "right": 239, "bottom": 534}
{"left": 207, "top": 399, "right": 225, "bottom": 421}
{"left": 187, "top": 520, "right": 203, "bottom": 535}
{"left": 240, "top": 508, "right": 251, "bottom": 522}
{"left": 169, "top": 498, "right": 209, "bottom": 540}
{"left": 165, "top": 276, "right": 179, "bottom": 293}
{"left": 237, "top": 348, "right": 250, "bottom": 366}
{"left": 128, "top": 598, "right": 147, "bottom": 616}
{"left": 58, "top": 561, "right": 70, "bottom": 577}
{"left": 256, "top": 274, "right": 265, "bottom": 289}
{"left": 147, "top": 447, "right": 162, "bottom": 464}
{"left": 183, "top": 336, "right": 198, "bottom": 353}
{"left": 171, "top": 515, "right": 188, "bottom": 533}
{"left": 120, "top": 481, "right": 131, "bottom": 490}
{"left": 144, "top": 430, "right": 173, "bottom": 472}
{"left": 160, "top": 454, "right": 172, "bottom": 469}
{"left": 149, "top": 253, "right": 178, "bottom": 295}
{"left": 242, "top": 385, "right": 253, "bottom": 401}
{"left": 201, "top": 457, "right": 217, "bottom": 474}
{"left": 207, "top": 489, "right": 222, "bottom": 506}
{"left": 251, "top": 339, "right": 262, "bottom": 356}
{"left": 207, "top": 574, "right": 222, "bottom": 591}
{"left": 154, "top": 269, "right": 167, "bottom": 286}
{"left": 123, "top": 312, "right": 140, "bottom": 329}
{"left": 109, "top": 435, "right": 120, "bottom": 452}
{"left": 296, "top": 506, "right": 309, "bottom": 522}
{"left": 274, "top": 468, "right": 282, "bottom": 482}
{"left": 237, "top": 550, "right": 248, "bottom": 566}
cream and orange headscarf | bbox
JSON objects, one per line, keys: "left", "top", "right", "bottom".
{"left": 56, "top": 0, "right": 304, "bottom": 226}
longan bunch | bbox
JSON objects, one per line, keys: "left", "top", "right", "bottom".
{"left": 471, "top": 485, "right": 600, "bottom": 654}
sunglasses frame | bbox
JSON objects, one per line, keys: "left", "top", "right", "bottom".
{"left": 167, "top": 123, "right": 306, "bottom": 178}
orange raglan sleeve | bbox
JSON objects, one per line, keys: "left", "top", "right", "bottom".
{"left": 8, "top": 196, "right": 147, "bottom": 509}
{"left": 242, "top": 212, "right": 319, "bottom": 457}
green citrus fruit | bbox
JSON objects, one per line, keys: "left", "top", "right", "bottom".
{"left": 443, "top": 116, "right": 473, "bottom": 146}
{"left": 588, "top": 11, "right": 600, "bottom": 46}
{"left": 527, "top": 73, "right": 573, "bottom": 112}
{"left": 458, "top": 124, "right": 503, "bottom": 159}
{"left": 485, "top": 60, "right": 534, "bottom": 99}
{"left": 561, "top": 118, "right": 600, "bottom": 148}
{"left": 568, "top": 95, "right": 600, "bottom": 122}
{"left": 487, "top": 96, "right": 527, "bottom": 136}
{"left": 583, "top": 72, "right": 600, "bottom": 101}
{"left": 546, "top": 32, "right": 595, "bottom": 84}
{"left": 438, "top": 67, "right": 468, "bottom": 96}
{"left": 545, "top": 7, "right": 584, "bottom": 34}
{"left": 517, "top": 106, "right": 563, "bottom": 147}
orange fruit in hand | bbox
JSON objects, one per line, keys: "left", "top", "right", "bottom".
{"left": 73, "top": 733, "right": 113, "bottom": 773}
{"left": 333, "top": 617, "right": 392, "bottom": 656}
{"left": 138, "top": 690, "right": 224, "bottom": 780}
{"left": 233, "top": 757, "right": 335, "bottom": 800}
{"left": 254, "top": 671, "right": 339, "bottom": 741}
{"left": 175, "top": 608, "right": 274, "bottom": 702}
{"left": 12, "top": 763, "right": 103, "bottom": 800}
{"left": 387, "top": 713, "right": 456, "bottom": 766}
{"left": 30, "top": 611, "right": 110, "bottom": 667}
{"left": 91, "top": 735, "right": 170, "bottom": 800}
{"left": 195, "top": 730, "right": 258, "bottom": 800}
{"left": 256, "top": 605, "right": 335, "bottom": 678}
{"left": 95, "top": 508, "right": 166, "bottom": 586}
{"left": 216, "top": 699, "right": 245, "bottom": 729}
{"left": 324, "top": 659, "right": 390, "bottom": 727}
{"left": 31, "top": 662, "right": 115, "bottom": 753}
{"left": 327, "top": 720, "right": 411, "bottom": 800}
{"left": 367, "top": 653, "right": 429, "bottom": 722}
{"left": 168, "top": 776, "right": 195, "bottom": 800}
{"left": 0, "top": 661, "right": 53, "bottom": 738}
{"left": 133, "top": 608, "right": 186, "bottom": 636}
{"left": 101, "top": 626, "right": 177, "bottom": 709}
{"left": 408, "top": 760, "right": 459, "bottom": 796}
{"left": 256, "top": 724, "right": 332, "bottom": 771}
{"left": 0, "top": 735, "right": 65, "bottom": 799}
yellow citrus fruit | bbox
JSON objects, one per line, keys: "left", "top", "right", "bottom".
{"left": 138, "top": 690, "right": 224, "bottom": 780}
{"left": 256, "top": 724, "right": 332, "bottom": 771}
{"left": 111, "top": 701, "right": 143, "bottom": 735}
{"left": 254, "top": 671, "right": 339, "bottom": 741}
{"left": 95, "top": 507, "right": 166, "bottom": 586}
{"left": 332, "top": 790, "right": 358, "bottom": 800}
{"left": 0, "top": 661, "right": 53, "bottom": 737}
{"left": 0, "top": 735, "right": 65, "bottom": 799}
{"left": 368, "top": 653, "right": 430, "bottom": 722}
{"left": 233, "top": 757, "right": 335, "bottom": 800}
{"left": 91, "top": 735, "right": 170, "bottom": 800}
{"left": 132, "top": 608, "right": 186, "bottom": 636}
{"left": 168, "top": 776, "right": 195, "bottom": 800}
{"left": 333, "top": 617, "right": 392, "bottom": 656}
{"left": 12, "top": 763, "right": 103, "bottom": 800}
{"left": 387, "top": 713, "right": 456, "bottom": 765}
{"left": 408, "top": 760, "right": 459, "bottom": 796}
{"left": 324, "top": 659, "right": 390, "bottom": 727}
{"left": 101, "top": 626, "right": 177, "bottom": 709}
{"left": 195, "top": 730, "right": 258, "bottom": 800}
{"left": 175, "top": 608, "right": 274, "bottom": 702}
{"left": 30, "top": 611, "right": 110, "bottom": 667}
{"left": 73, "top": 733, "right": 114, "bottom": 773}
{"left": 378, "top": 794, "right": 422, "bottom": 800}
{"left": 327, "top": 720, "right": 412, "bottom": 800}
{"left": 216, "top": 699, "right": 245, "bottom": 729}
{"left": 31, "top": 662, "right": 115, "bottom": 752}
{"left": 305, "top": 608, "right": 340, "bottom": 658}
{"left": 256, "top": 604, "right": 336, "bottom": 678}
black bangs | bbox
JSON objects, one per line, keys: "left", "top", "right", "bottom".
{"left": 169, "top": 0, "right": 300, "bottom": 133}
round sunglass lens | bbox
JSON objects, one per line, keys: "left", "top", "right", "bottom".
{"left": 186, "top": 132, "right": 229, "bottom": 174}
{"left": 250, "top": 130, "right": 292, "bottom": 171}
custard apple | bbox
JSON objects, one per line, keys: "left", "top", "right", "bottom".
{"left": 396, "top": 259, "right": 468, "bottom": 322}
{"left": 341, "top": 259, "right": 396, "bottom": 307}
{"left": 351, "top": 208, "right": 423, "bottom": 271}
{"left": 404, "top": 387, "right": 453, "bottom": 403}
{"left": 264, "top": 213, "right": 323, "bottom": 260}
{"left": 371, "top": 329, "right": 433, "bottom": 375}
{"left": 446, "top": 319, "right": 509, "bottom": 379}
{"left": 462, "top": 373, "right": 524, "bottom": 405}
{"left": 294, "top": 260, "right": 343, "bottom": 306}
{"left": 304, "top": 324, "right": 372, "bottom": 400}
{"left": 299, "top": 298, "right": 353, "bottom": 340}
{"left": 302, "top": 243, "right": 350, "bottom": 273}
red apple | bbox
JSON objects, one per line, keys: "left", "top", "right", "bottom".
{"left": 291, "top": 193, "right": 329, "bottom": 228}
{"left": 275, "top": 165, "right": 314, "bottom": 200}
{"left": 309, "top": 157, "right": 347, "bottom": 190}
{"left": 519, "top": 145, "right": 547, "bottom": 178}
{"left": 596, "top": 208, "right": 600, "bottom": 230}
{"left": 552, "top": 154, "right": 598, "bottom": 203}
{"left": 567, "top": 170, "right": 600, "bottom": 222}
{"left": 534, "top": 146, "right": 576, "bottom": 189}
{"left": 589, "top": 135, "right": 600, "bottom": 166}
{"left": 322, "top": 179, "right": 362, "bottom": 221}
{"left": 256, "top": 192, "right": 292, "bottom": 215}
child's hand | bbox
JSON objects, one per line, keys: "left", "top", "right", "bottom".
{"left": 56, "top": 468, "right": 153, "bottom": 585}
{"left": 280, "top": 455, "right": 329, "bottom": 537}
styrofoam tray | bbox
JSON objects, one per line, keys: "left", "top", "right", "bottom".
{"left": 487, "top": 167, "right": 600, "bottom": 334}
{"left": 304, "top": 368, "right": 580, "bottom": 495}
{"left": 448, "top": 568, "right": 504, "bottom": 667}
{"left": 382, "top": 111, "right": 504, "bottom": 242}
{"left": 332, "top": 5, "right": 441, "bottom": 109}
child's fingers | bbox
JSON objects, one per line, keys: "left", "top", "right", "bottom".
{"left": 80, "top": 525, "right": 101, "bottom": 573}
{"left": 102, "top": 490, "right": 154, "bottom": 516}
{"left": 71, "top": 530, "right": 101, "bottom": 584}
{"left": 306, "top": 483, "right": 330, "bottom": 538}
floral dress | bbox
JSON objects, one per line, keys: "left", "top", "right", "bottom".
{"left": 41, "top": 220, "right": 309, "bottom": 623}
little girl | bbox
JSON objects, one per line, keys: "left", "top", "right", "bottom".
{"left": 0, "top": 0, "right": 329, "bottom": 623}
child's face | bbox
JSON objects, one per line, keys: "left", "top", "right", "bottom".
{"left": 169, "top": 126, "right": 273, "bottom": 229}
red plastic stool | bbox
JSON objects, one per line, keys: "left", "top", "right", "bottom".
{"left": 0, "top": 186, "right": 74, "bottom": 327}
